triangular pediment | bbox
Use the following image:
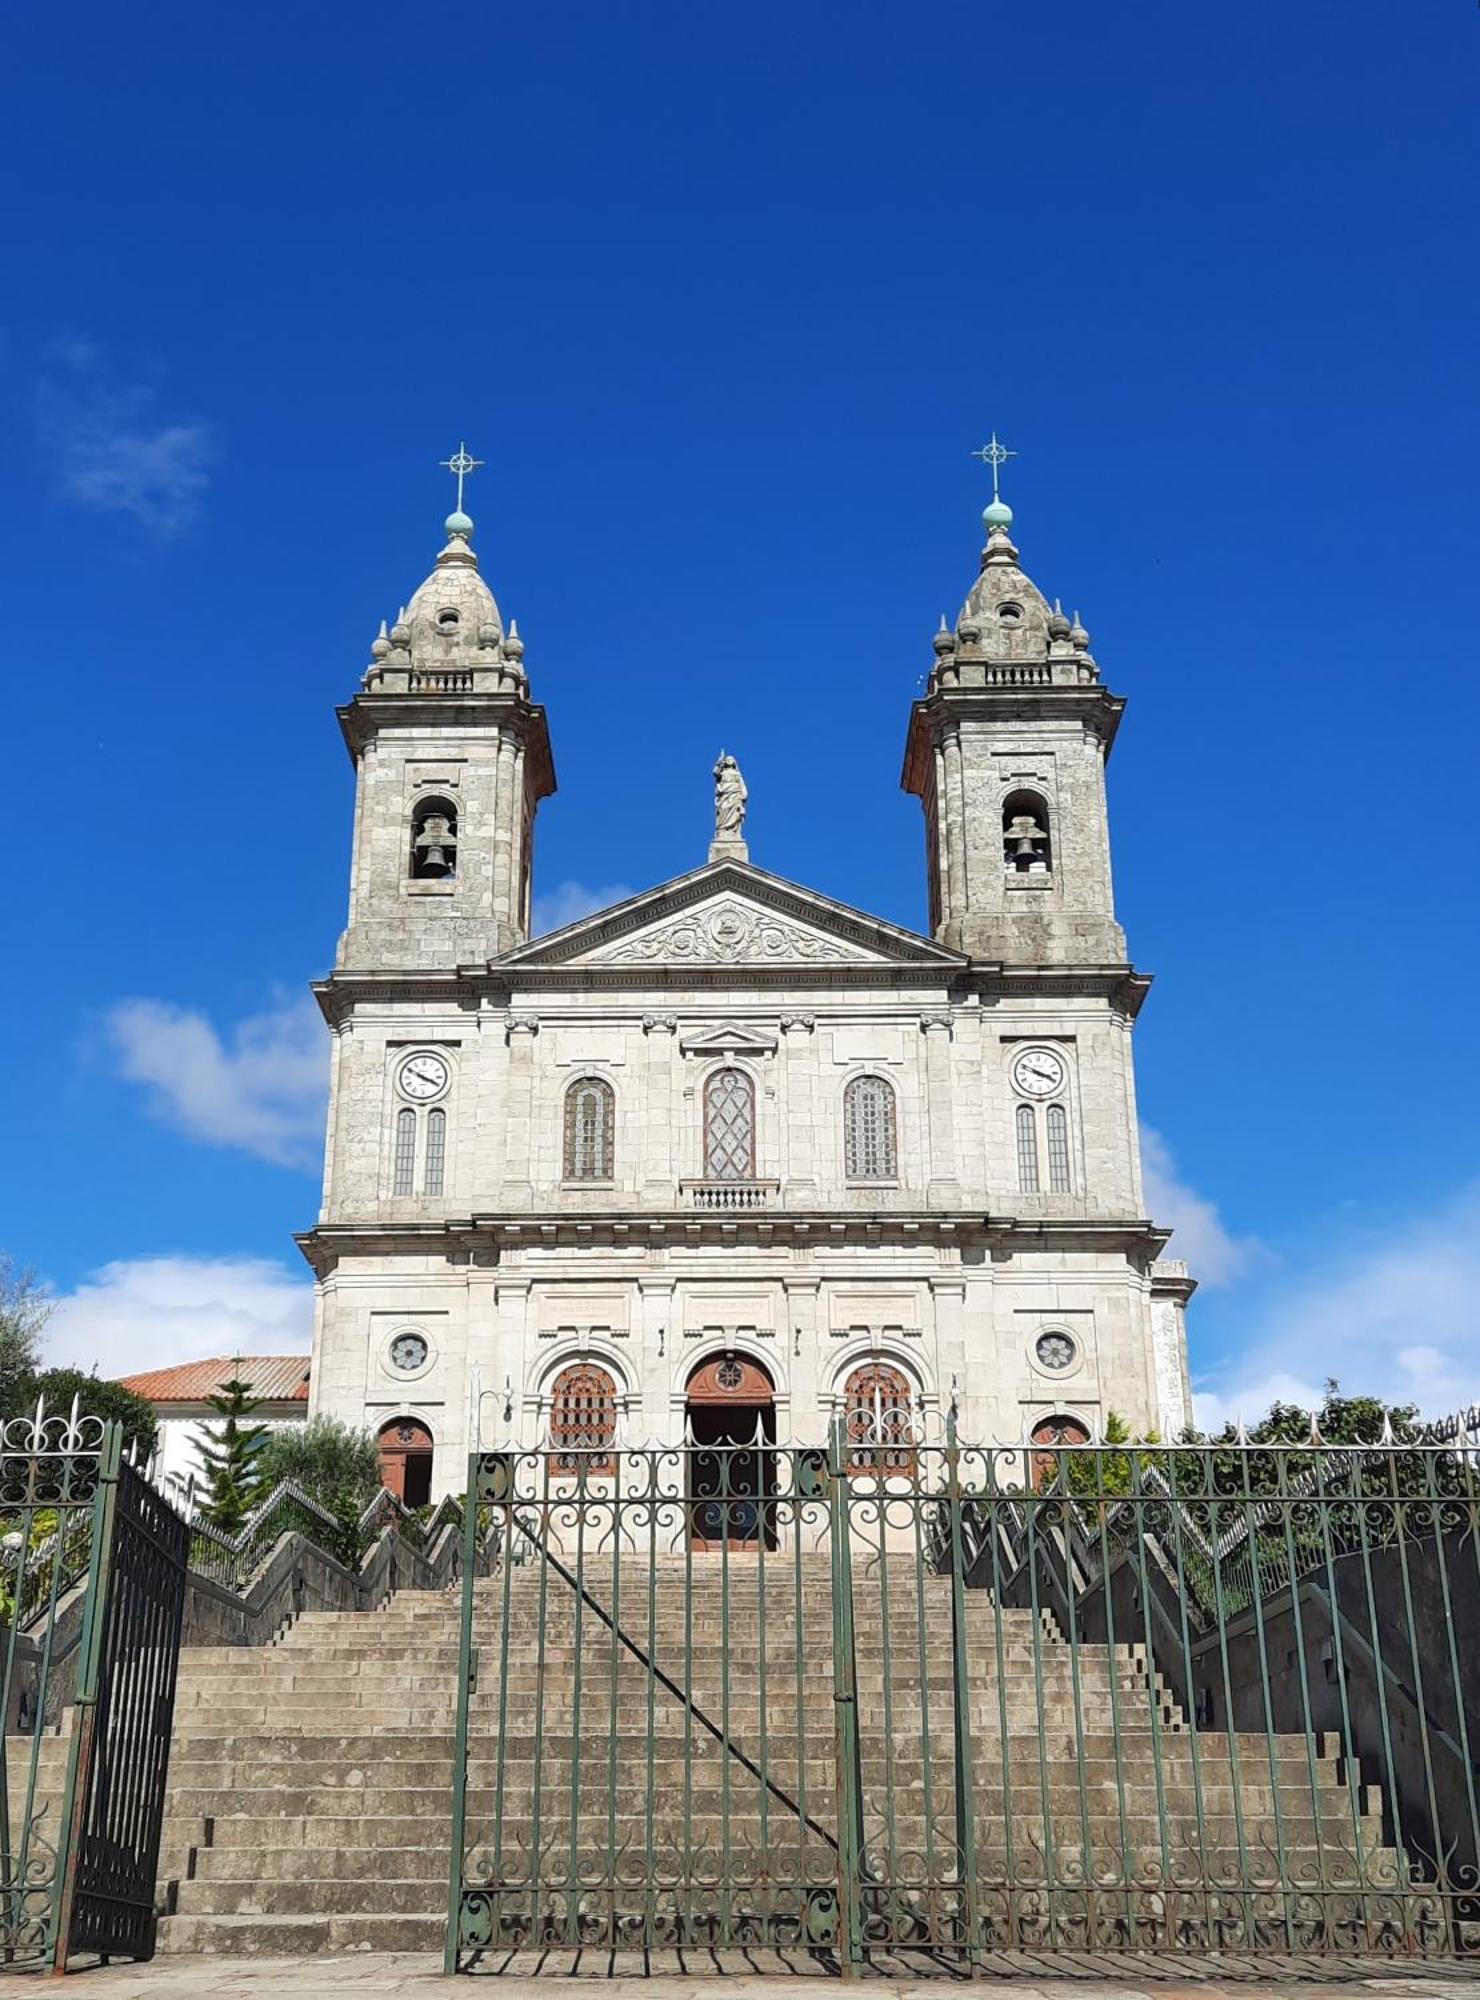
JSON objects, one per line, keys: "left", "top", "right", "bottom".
{"left": 500, "top": 862, "right": 964, "bottom": 971}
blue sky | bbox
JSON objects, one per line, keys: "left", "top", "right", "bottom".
{"left": 4, "top": 0, "right": 1478, "bottom": 1423}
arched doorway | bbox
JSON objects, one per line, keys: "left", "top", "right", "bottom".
{"left": 686, "top": 1354, "right": 775, "bottom": 1550}
{"left": 378, "top": 1417, "right": 434, "bottom": 1508}
{"left": 1030, "top": 1413, "right": 1090, "bottom": 1492}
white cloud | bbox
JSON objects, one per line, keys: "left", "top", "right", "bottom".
{"left": 1141, "top": 1126, "right": 1260, "bottom": 1286}
{"left": 45, "top": 1255, "right": 313, "bottom": 1379}
{"left": 106, "top": 992, "right": 327, "bottom": 1171}
{"left": 531, "top": 880, "right": 634, "bottom": 935}
{"left": 1192, "top": 1181, "right": 1480, "bottom": 1431}
{"left": 37, "top": 339, "right": 214, "bottom": 535}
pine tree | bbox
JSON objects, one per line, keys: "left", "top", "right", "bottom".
{"left": 194, "top": 1369, "right": 269, "bottom": 1531}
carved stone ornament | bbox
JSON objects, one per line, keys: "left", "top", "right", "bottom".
{"left": 586, "top": 896, "right": 866, "bottom": 966}
{"left": 779, "top": 1014, "right": 816, "bottom": 1034}
{"left": 919, "top": 1013, "right": 954, "bottom": 1034}
{"left": 505, "top": 1014, "right": 540, "bottom": 1038}
{"left": 641, "top": 1013, "right": 679, "bottom": 1034}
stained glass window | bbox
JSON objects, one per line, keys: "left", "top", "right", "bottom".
{"left": 564, "top": 1078, "right": 615, "bottom": 1180}
{"left": 844, "top": 1075, "right": 897, "bottom": 1180}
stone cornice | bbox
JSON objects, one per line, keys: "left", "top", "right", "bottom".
{"left": 901, "top": 681, "right": 1127, "bottom": 795}
{"left": 335, "top": 691, "right": 556, "bottom": 800}
{"left": 295, "top": 1212, "right": 1171, "bottom": 1275}
{"left": 310, "top": 959, "right": 1151, "bottom": 1027}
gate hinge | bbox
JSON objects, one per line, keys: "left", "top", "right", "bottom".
{"left": 467, "top": 1644, "right": 478, "bottom": 1696}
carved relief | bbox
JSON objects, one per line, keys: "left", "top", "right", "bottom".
{"left": 585, "top": 897, "right": 870, "bottom": 965}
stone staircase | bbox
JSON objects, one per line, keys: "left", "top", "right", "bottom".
{"left": 8, "top": 1552, "right": 1405, "bottom": 1957}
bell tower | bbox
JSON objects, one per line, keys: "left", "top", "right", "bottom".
{"left": 335, "top": 469, "right": 554, "bottom": 972}
{"left": 901, "top": 448, "right": 1126, "bottom": 966}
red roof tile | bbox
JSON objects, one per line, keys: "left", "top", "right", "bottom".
{"left": 118, "top": 1355, "right": 311, "bottom": 1405}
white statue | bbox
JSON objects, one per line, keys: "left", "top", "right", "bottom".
{"left": 713, "top": 752, "right": 747, "bottom": 840}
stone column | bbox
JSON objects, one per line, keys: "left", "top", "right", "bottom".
{"left": 503, "top": 1015, "right": 539, "bottom": 1204}
{"left": 942, "top": 729, "right": 968, "bottom": 936}
{"left": 490, "top": 732, "right": 517, "bottom": 946}
{"left": 920, "top": 1015, "right": 960, "bottom": 1205}
{"left": 780, "top": 1015, "right": 817, "bottom": 1196}
{"left": 783, "top": 1276, "right": 823, "bottom": 1441}
{"left": 638, "top": 1278, "right": 675, "bottom": 1440}
{"left": 492, "top": 1276, "right": 532, "bottom": 1449}
{"left": 641, "top": 1015, "right": 678, "bottom": 1195}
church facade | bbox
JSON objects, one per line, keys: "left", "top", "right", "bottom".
{"left": 299, "top": 471, "right": 1194, "bottom": 1502}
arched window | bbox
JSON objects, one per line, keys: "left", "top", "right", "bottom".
{"left": 1030, "top": 1414, "right": 1091, "bottom": 1492}
{"left": 564, "top": 1077, "right": 615, "bottom": 1181}
{"left": 409, "top": 795, "right": 458, "bottom": 880}
{"left": 1046, "top": 1102, "right": 1071, "bottom": 1193}
{"left": 1002, "top": 789, "right": 1051, "bottom": 874}
{"left": 550, "top": 1363, "right": 618, "bottom": 1473}
{"left": 1016, "top": 1103, "right": 1040, "bottom": 1194}
{"left": 844, "top": 1075, "right": 898, "bottom": 1181}
{"left": 844, "top": 1362, "right": 916, "bottom": 1475}
{"left": 423, "top": 1107, "right": 446, "bottom": 1195}
{"left": 392, "top": 1106, "right": 417, "bottom": 1196}
{"left": 704, "top": 1068, "right": 755, "bottom": 1181}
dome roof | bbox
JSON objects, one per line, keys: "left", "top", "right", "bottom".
{"left": 956, "top": 525, "right": 1055, "bottom": 661}
{"left": 402, "top": 525, "right": 504, "bottom": 661}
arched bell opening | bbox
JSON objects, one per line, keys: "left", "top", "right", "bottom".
{"left": 684, "top": 1354, "right": 776, "bottom": 1551}
{"left": 378, "top": 1417, "right": 435, "bottom": 1508}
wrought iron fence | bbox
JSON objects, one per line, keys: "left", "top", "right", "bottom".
{"left": 1, "top": 1409, "right": 187, "bottom": 1971}
{"left": 448, "top": 1418, "right": 1480, "bottom": 1972}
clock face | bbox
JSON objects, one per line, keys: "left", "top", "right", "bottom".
{"left": 1035, "top": 1331, "right": 1076, "bottom": 1373}
{"left": 1013, "top": 1047, "right": 1065, "bottom": 1099}
{"left": 390, "top": 1332, "right": 429, "bottom": 1373}
{"left": 399, "top": 1053, "right": 448, "bottom": 1101}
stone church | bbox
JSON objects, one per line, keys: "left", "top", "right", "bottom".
{"left": 299, "top": 465, "right": 1194, "bottom": 1504}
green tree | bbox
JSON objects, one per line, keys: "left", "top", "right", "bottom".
{"left": 32, "top": 1368, "right": 158, "bottom": 1459}
{"left": 0, "top": 1256, "right": 51, "bottom": 1414}
{"left": 194, "top": 1371, "right": 269, "bottom": 1531}
{"left": 257, "top": 1417, "right": 385, "bottom": 1567}
{"left": 257, "top": 1417, "right": 382, "bottom": 1511}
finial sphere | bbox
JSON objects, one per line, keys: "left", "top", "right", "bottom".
{"left": 983, "top": 497, "right": 1013, "bottom": 531}
{"left": 445, "top": 509, "right": 474, "bottom": 537}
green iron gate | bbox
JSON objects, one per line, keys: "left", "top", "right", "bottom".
{"left": 1, "top": 1414, "right": 188, "bottom": 1970}
{"left": 448, "top": 1421, "right": 1480, "bottom": 1971}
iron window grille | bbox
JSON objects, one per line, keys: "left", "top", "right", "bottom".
{"left": 549, "top": 1363, "right": 618, "bottom": 1474}
{"left": 844, "top": 1361, "right": 916, "bottom": 1475}
{"left": 704, "top": 1067, "right": 756, "bottom": 1181}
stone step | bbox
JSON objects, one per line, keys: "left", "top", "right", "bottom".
{"left": 158, "top": 1911, "right": 445, "bottom": 1954}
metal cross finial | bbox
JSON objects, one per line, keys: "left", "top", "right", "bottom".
{"left": 970, "top": 431, "right": 1016, "bottom": 501}
{"left": 439, "top": 441, "right": 485, "bottom": 513}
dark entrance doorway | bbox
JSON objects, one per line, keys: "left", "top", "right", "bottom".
{"left": 378, "top": 1417, "right": 434, "bottom": 1506}
{"left": 685, "top": 1355, "right": 775, "bottom": 1549}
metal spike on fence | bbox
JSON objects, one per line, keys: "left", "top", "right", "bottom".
{"left": 1380, "top": 1410, "right": 1395, "bottom": 1446}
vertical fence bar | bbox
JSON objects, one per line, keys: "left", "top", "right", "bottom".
{"left": 829, "top": 1418, "right": 865, "bottom": 1974}
{"left": 445, "top": 1455, "right": 483, "bottom": 1974}
{"left": 944, "top": 1410, "right": 980, "bottom": 1966}
{"left": 49, "top": 1424, "right": 121, "bottom": 1974}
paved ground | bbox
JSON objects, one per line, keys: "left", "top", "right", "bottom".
{"left": 15, "top": 1955, "right": 1480, "bottom": 1996}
